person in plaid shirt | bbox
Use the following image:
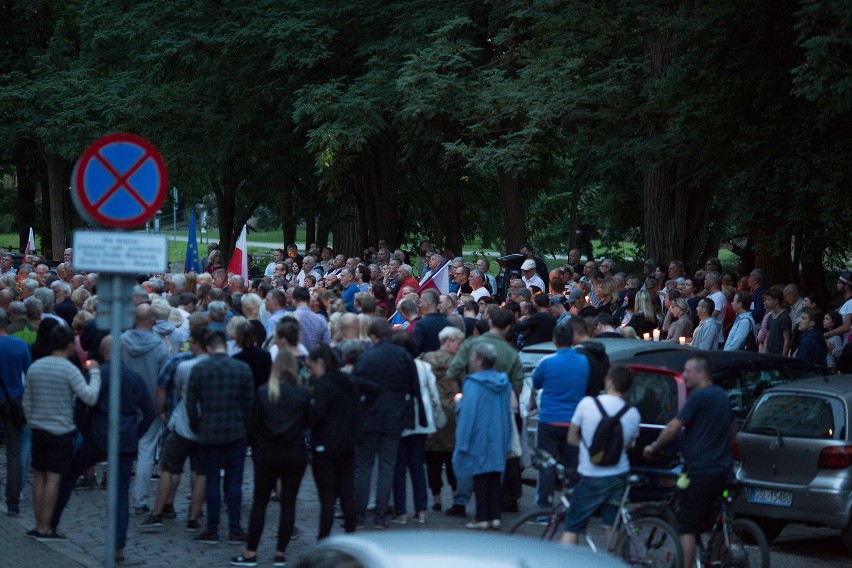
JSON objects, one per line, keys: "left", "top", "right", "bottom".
{"left": 187, "top": 330, "right": 254, "bottom": 545}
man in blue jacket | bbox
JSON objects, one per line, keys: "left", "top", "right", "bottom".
{"left": 0, "top": 308, "right": 32, "bottom": 517}
{"left": 51, "top": 335, "right": 154, "bottom": 564}
{"left": 531, "top": 323, "right": 589, "bottom": 509}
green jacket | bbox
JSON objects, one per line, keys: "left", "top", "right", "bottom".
{"left": 446, "top": 332, "right": 524, "bottom": 394}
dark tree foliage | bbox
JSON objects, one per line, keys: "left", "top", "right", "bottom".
{"left": 0, "top": 0, "right": 848, "bottom": 284}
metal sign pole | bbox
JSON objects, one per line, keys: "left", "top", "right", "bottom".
{"left": 104, "top": 273, "right": 123, "bottom": 568}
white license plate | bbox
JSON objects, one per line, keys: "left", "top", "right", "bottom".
{"left": 747, "top": 487, "right": 793, "bottom": 507}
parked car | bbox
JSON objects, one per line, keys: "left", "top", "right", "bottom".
{"left": 733, "top": 376, "right": 852, "bottom": 549}
{"left": 289, "top": 530, "right": 626, "bottom": 568}
{"left": 521, "top": 340, "right": 825, "bottom": 500}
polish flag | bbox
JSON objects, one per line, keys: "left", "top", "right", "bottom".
{"left": 227, "top": 224, "right": 248, "bottom": 280}
{"left": 416, "top": 259, "right": 450, "bottom": 296}
{"left": 24, "top": 227, "right": 35, "bottom": 257}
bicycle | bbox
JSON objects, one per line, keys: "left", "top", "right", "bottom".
{"left": 634, "top": 478, "right": 770, "bottom": 568}
{"left": 510, "top": 450, "right": 683, "bottom": 567}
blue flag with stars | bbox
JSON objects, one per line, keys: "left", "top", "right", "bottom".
{"left": 184, "top": 210, "right": 201, "bottom": 273}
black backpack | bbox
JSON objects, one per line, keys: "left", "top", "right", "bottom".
{"left": 586, "top": 397, "right": 631, "bottom": 466}
{"left": 739, "top": 320, "right": 758, "bottom": 352}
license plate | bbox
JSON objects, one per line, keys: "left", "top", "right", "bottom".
{"left": 747, "top": 487, "right": 792, "bottom": 507}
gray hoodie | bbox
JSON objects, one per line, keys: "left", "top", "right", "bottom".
{"left": 121, "top": 328, "right": 169, "bottom": 395}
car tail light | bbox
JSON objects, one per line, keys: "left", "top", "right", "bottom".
{"left": 818, "top": 446, "right": 852, "bottom": 469}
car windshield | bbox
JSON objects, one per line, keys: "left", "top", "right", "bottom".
{"left": 625, "top": 372, "right": 678, "bottom": 425}
{"left": 744, "top": 394, "right": 843, "bottom": 440}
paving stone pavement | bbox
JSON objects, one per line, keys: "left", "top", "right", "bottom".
{"left": 1, "top": 446, "right": 567, "bottom": 567}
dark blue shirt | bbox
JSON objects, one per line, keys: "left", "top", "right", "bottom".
{"left": 677, "top": 384, "right": 733, "bottom": 475}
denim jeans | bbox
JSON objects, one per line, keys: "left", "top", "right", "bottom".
{"left": 453, "top": 473, "right": 473, "bottom": 506}
{"left": 133, "top": 417, "right": 162, "bottom": 508}
{"left": 355, "top": 432, "right": 399, "bottom": 524}
{"left": 199, "top": 437, "right": 247, "bottom": 535}
{"left": 392, "top": 434, "right": 427, "bottom": 515}
{"left": 563, "top": 474, "right": 626, "bottom": 533}
{"left": 0, "top": 400, "right": 23, "bottom": 509}
{"left": 535, "top": 422, "right": 576, "bottom": 508}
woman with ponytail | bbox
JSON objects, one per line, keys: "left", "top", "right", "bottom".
{"left": 231, "top": 350, "right": 313, "bottom": 567}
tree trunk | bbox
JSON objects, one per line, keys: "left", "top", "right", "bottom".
{"left": 43, "top": 151, "right": 72, "bottom": 260}
{"left": 316, "top": 211, "right": 331, "bottom": 250}
{"left": 331, "top": 194, "right": 360, "bottom": 258}
{"left": 14, "top": 141, "right": 39, "bottom": 253}
{"left": 752, "top": 232, "right": 792, "bottom": 287}
{"left": 642, "top": 24, "right": 712, "bottom": 271}
{"left": 567, "top": 184, "right": 582, "bottom": 251}
{"left": 498, "top": 168, "right": 526, "bottom": 253}
{"left": 280, "top": 185, "right": 296, "bottom": 245}
{"left": 444, "top": 193, "right": 463, "bottom": 257}
{"left": 304, "top": 215, "right": 316, "bottom": 251}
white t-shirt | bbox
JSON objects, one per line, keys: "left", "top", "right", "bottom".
{"left": 572, "top": 394, "right": 641, "bottom": 477}
{"left": 709, "top": 290, "right": 727, "bottom": 344}
{"left": 522, "top": 274, "right": 546, "bottom": 292}
{"left": 471, "top": 287, "right": 491, "bottom": 302}
{"left": 840, "top": 297, "right": 852, "bottom": 343}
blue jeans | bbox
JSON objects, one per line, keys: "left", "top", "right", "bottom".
{"left": 392, "top": 434, "right": 427, "bottom": 515}
{"left": 453, "top": 473, "right": 473, "bottom": 506}
{"left": 355, "top": 432, "right": 399, "bottom": 524}
{"left": 563, "top": 474, "right": 626, "bottom": 533}
{"left": 535, "top": 422, "right": 576, "bottom": 508}
{"left": 200, "top": 437, "right": 247, "bottom": 535}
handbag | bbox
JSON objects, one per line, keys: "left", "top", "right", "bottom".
{"left": 508, "top": 390, "right": 522, "bottom": 458}
{"left": 0, "top": 377, "right": 26, "bottom": 429}
{"left": 431, "top": 387, "right": 447, "bottom": 429}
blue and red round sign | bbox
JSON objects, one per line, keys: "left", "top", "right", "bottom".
{"left": 71, "top": 133, "right": 168, "bottom": 229}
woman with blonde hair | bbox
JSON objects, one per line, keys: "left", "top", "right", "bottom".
{"left": 663, "top": 298, "right": 693, "bottom": 342}
{"left": 71, "top": 287, "right": 91, "bottom": 311}
{"left": 184, "top": 272, "right": 198, "bottom": 296}
{"left": 232, "top": 350, "right": 312, "bottom": 567}
{"left": 594, "top": 278, "right": 619, "bottom": 316}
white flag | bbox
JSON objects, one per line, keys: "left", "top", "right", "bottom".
{"left": 227, "top": 224, "right": 248, "bottom": 281}
{"left": 24, "top": 227, "right": 35, "bottom": 257}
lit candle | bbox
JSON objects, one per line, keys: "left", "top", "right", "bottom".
{"left": 679, "top": 336, "right": 686, "bottom": 345}
{"left": 653, "top": 329, "right": 660, "bottom": 341}
{"left": 643, "top": 333, "right": 650, "bottom": 341}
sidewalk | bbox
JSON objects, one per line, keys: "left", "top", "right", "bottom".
{"left": 1, "top": 449, "right": 557, "bottom": 567}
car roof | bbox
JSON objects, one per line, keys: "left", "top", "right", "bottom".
{"left": 520, "top": 337, "right": 694, "bottom": 361}
{"left": 293, "top": 531, "right": 625, "bottom": 568}
{"left": 762, "top": 375, "right": 852, "bottom": 397}
{"left": 617, "top": 349, "right": 823, "bottom": 375}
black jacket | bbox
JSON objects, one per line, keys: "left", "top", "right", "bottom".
{"left": 311, "top": 371, "right": 361, "bottom": 455}
{"left": 86, "top": 362, "right": 155, "bottom": 456}
{"left": 249, "top": 380, "right": 313, "bottom": 453}
{"left": 351, "top": 340, "right": 425, "bottom": 434}
{"left": 574, "top": 341, "right": 609, "bottom": 397}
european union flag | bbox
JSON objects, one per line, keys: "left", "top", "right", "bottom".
{"left": 184, "top": 210, "right": 201, "bottom": 273}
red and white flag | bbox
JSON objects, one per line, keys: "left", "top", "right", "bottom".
{"left": 227, "top": 224, "right": 248, "bottom": 281}
{"left": 416, "top": 259, "right": 450, "bottom": 296}
{"left": 24, "top": 227, "right": 35, "bottom": 257}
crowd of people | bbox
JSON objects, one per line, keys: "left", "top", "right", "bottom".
{"left": 0, "top": 240, "right": 850, "bottom": 566}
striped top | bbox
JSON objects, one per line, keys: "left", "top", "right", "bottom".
{"left": 22, "top": 356, "right": 101, "bottom": 435}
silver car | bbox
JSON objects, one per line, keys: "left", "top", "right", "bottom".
{"left": 289, "top": 530, "right": 627, "bottom": 568}
{"left": 734, "top": 376, "right": 852, "bottom": 550}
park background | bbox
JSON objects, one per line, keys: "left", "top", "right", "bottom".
{"left": 1, "top": 1, "right": 850, "bottom": 301}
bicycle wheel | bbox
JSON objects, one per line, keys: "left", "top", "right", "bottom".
{"left": 508, "top": 507, "right": 560, "bottom": 540}
{"left": 618, "top": 516, "right": 683, "bottom": 568}
{"left": 722, "top": 518, "right": 770, "bottom": 568}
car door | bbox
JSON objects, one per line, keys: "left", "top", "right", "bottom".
{"left": 623, "top": 365, "right": 686, "bottom": 469}
{"left": 738, "top": 391, "right": 846, "bottom": 487}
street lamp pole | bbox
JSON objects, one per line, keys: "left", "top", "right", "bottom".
{"left": 172, "top": 187, "right": 178, "bottom": 241}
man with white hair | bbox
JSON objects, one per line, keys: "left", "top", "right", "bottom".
{"left": 0, "top": 254, "right": 16, "bottom": 276}
{"left": 296, "top": 256, "right": 322, "bottom": 287}
{"left": 33, "top": 287, "right": 66, "bottom": 326}
{"left": 51, "top": 280, "right": 76, "bottom": 326}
